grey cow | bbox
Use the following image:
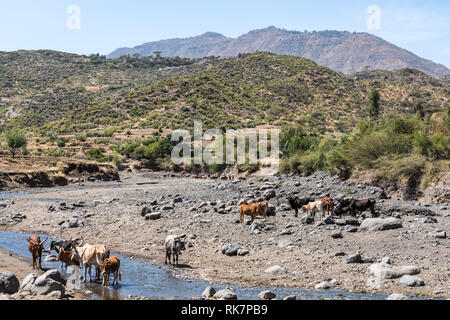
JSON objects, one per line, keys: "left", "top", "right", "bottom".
{"left": 165, "top": 234, "right": 186, "bottom": 267}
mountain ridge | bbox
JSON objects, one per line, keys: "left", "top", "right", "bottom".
{"left": 108, "top": 26, "right": 449, "bottom": 79}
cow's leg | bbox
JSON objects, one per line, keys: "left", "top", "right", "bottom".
{"left": 39, "top": 254, "right": 42, "bottom": 270}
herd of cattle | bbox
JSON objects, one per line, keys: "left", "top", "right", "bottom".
{"left": 239, "top": 196, "right": 377, "bottom": 222}
{"left": 25, "top": 196, "right": 377, "bottom": 289}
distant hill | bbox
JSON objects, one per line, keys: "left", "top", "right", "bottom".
{"left": 2, "top": 51, "right": 447, "bottom": 135}
{"left": 108, "top": 26, "right": 450, "bottom": 79}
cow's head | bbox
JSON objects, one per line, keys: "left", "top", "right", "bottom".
{"left": 28, "top": 237, "right": 47, "bottom": 255}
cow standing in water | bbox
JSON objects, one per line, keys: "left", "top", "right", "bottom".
{"left": 27, "top": 236, "right": 48, "bottom": 270}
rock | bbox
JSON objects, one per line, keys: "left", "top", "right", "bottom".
{"left": 47, "top": 291, "right": 63, "bottom": 299}
{"left": 301, "top": 215, "right": 314, "bottom": 225}
{"left": 263, "top": 189, "right": 276, "bottom": 200}
{"left": 331, "top": 231, "right": 343, "bottom": 239}
{"left": 335, "top": 251, "right": 346, "bottom": 257}
{"left": 145, "top": 212, "right": 162, "bottom": 220}
{"left": 45, "top": 255, "right": 57, "bottom": 262}
{"left": 368, "top": 263, "right": 420, "bottom": 280}
{"left": 432, "top": 230, "right": 447, "bottom": 239}
{"left": 202, "top": 286, "right": 216, "bottom": 299}
{"left": 280, "top": 229, "right": 292, "bottom": 236}
{"left": 161, "top": 205, "right": 174, "bottom": 211}
{"left": 222, "top": 245, "right": 241, "bottom": 256}
{"left": 250, "top": 222, "right": 265, "bottom": 232}
{"left": 419, "top": 216, "right": 438, "bottom": 224}
{"left": 173, "top": 196, "right": 183, "bottom": 204}
{"left": 0, "top": 272, "right": 20, "bottom": 294}
{"left": 213, "top": 288, "right": 237, "bottom": 300}
{"left": 283, "top": 295, "right": 297, "bottom": 300}
{"left": 399, "top": 275, "right": 425, "bottom": 287}
{"left": 68, "top": 218, "right": 82, "bottom": 228}
{"left": 265, "top": 265, "right": 286, "bottom": 274}
{"left": 347, "top": 254, "right": 362, "bottom": 264}
{"left": 360, "top": 218, "right": 403, "bottom": 231}
{"left": 20, "top": 273, "right": 37, "bottom": 292}
{"left": 345, "top": 225, "right": 358, "bottom": 233}
{"left": 387, "top": 293, "right": 409, "bottom": 300}
{"left": 140, "top": 207, "right": 152, "bottom": 217}
{"left": 315, "top": 281, "right": 333, "bottom": 290}
{"left": 237, "top": 249, "right": 249, "bottom": 256}
{"left": 334, "top": 219, "right": 346, "bottom": 226}
{"left": 345, "top": 216, "right": 360, "bottom": 226}
{"left": 31, "top": 275, "right": 65, "bottom": 297}
{"left": 323, "top": 216, "right": 334, "bottom": 225}
{"left": 258, "top": 290, "right": 276, "bottom": 300}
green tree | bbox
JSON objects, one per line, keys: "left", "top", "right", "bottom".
{"left": 368, "top": 89, "right": 380, "bottom": 119}
{"left": 3, "top": 130, "right": 27, "bottom": 158}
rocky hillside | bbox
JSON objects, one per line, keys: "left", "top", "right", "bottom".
{"left": 0, "top": 51, "right": 448, "bottom": 135}
{"left": 108, "top": 26, "right": 450, "bottom": 79}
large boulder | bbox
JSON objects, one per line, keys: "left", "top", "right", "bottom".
{"left": 265, "top": 265, "right": 286, "bottom": 274}
{"left": 30, "top": 269, "right": 66, "bottom": 296}
{"left": 368, "top": 263, "right": 420, "bottom": 280}
{"left": 0, "top": 272, "right": 20, "bottom": 294}
{"left": 20, "top": 273, "right": 38, "bottom": 292}
{"left": 360, "top": 218, "right": 403, "bottom": 231}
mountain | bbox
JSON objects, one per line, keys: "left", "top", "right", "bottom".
{"left": 108, "top": 26, "right": 450, "bottom": 79}
{"left": 2, "top": 51, "right": 447, "bottom": 136}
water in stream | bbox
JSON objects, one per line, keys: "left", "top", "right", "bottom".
{"left": 0, "top": 231, "right": 397, "bottom": 300}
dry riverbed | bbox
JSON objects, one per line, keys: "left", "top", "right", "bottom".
{"left": 0, "top": 172, "right": 449, "bottom": 300}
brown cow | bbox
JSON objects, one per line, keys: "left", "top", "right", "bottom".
{"left": 56, "top": 250, "right": 81, "bottom": 271}
{"left": 321, "top": 197, "right": 335, "bottom": 218}
{"left": 302, "top": 201, "right": 322, "bottom": 218}
{"left": 101, "top": 256, "right": 121, "bottom": 288}
{"left": 239, "top": 201, "right": 268, "bottom": 224}
{"left": 27, "top": 236, "right": 48, "bottom": 270}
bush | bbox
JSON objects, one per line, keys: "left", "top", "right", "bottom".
{"left": 3, "top": 129, "right": 27, "bottom": 157}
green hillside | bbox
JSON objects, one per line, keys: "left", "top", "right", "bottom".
{"left": 0, "top": 51, "right": 448, "bottom": 136}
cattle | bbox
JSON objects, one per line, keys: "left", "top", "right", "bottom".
{"left": 333, "top": 198, "right": 355, "bottom": 217}
{"left": 165, "top": 235, "right": 186, "bottom": 268}
{"left": 56, "top": 250, "right": 81, "bottom": 272}
{"left": 321, "top": 197, "right": 335, "bottom": 218}
{"left": 101, "top": 256, "right": 121, "bottom": 288}
{"left": 71, "top": 243, "right": 109, "bottom": 283}
{"left": 239, "top": 201, "right": 268, "bottom": 223}
{"left": 301, "top": 201, "right": 322, "bottom": 218}
{"left": 334, "top": 198, "right": 377, "bottom": 217}
{"left": 27, "top": 236, "right": 48, "bottom": 270}
{"left": 288, "top": 197, "right": 315, "bottom": 217}
{"left": 50, "top": 238, "right": 82, "bottom": 271}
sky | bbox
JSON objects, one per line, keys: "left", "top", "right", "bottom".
{"left": 0, "top": 0, "right": 449, "bottom": 68}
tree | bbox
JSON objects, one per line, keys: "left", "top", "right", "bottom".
{"left": 368, "top": 89, "right": 380, "bottom": 119}
{"left": 414, "top": 101, "right": 425, "bottom": 120}
{"left": 3, "top": 130, "right": 27, "bottom": 158}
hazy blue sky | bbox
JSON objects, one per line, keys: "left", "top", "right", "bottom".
{"left": 1, "top": 0, "right": 449, "bottom": 67}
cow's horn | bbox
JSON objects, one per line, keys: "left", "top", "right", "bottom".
{"left": 78, "top": 236, "right": 84, "bottom": 247}
{"left": 40, "top": 237, "right": 48, "bottom": 245}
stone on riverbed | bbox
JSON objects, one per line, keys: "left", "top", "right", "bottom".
{"left": 0, "top": 272, "right": 20, "bottom": 294}
{"left": 360, "top": 218, "right": 403, "bottom": 231}
{"left": 265, "top": 265, "right": 286, "bottom": 274}
{"left": 258, "top": 290, "right": 276, "bottom": 300}
{"left": 145, "top": 212, "right": 162, "bottom": 220}
{"left": 399, "top": 275, "right": 425, "bottom": 287}
{"left": 202, "top": 286, "right": 216, "bottom": 299}
{"left": 213, "top": 288, "right": 237, "bottom": 300}
{"left": 387, "top": 293, "right": 409, "bottom": 300}
{"left": 30, "top": 270, "right": 66, "bottom": 297}
{"left": 222, "top": 245, "right": 240, "bottom": 256}
{"left": 20, "top": 273, "right": 37, "bottom": 292}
